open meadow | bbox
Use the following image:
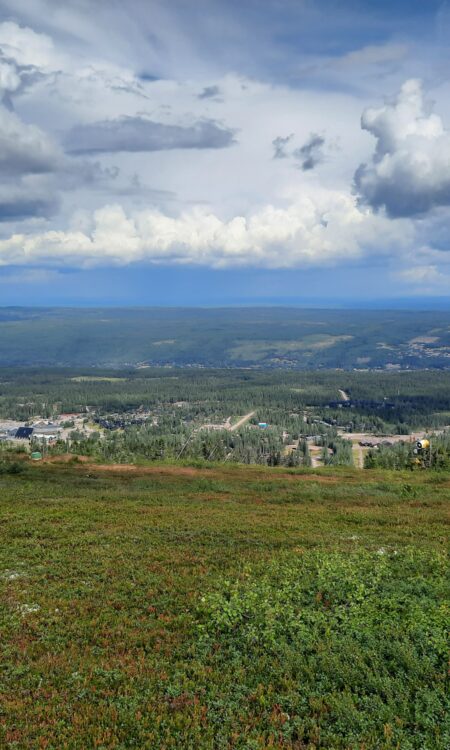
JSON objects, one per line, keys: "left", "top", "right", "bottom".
{"left": 0, "top": 461, "right": 448, "bottom": 749}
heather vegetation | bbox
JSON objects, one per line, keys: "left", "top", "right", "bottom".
{"left": 0, "top": 462, "right": 448, "bottom": 749}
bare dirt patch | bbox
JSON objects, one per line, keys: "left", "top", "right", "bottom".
{"left": 89, "top": 463, "right": 202, "bottom": 477}
{"left": 42, "top": 454, "right": 90, "bottom": 464}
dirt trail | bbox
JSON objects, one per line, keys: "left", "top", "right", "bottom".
{"left": 229, "top": 411, "right": 256, "bottom": 432}
{"left": 309, "top": 446, "right": 323, "bottom": 468}
{"left": 339, "top": 389, "right": 350, "bottom": 402}
{"left": 352, "top": 444, "right": 365, "bottom": 469}
{"left": 87, "top": 464, "right": 200, "bottom": 476}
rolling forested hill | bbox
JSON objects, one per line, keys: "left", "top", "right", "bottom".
{"left": 0, "top": 307, "right": 449, "bottom": 369}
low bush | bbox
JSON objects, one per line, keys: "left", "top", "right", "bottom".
{"left": 198, "top": 549, "right": 449, "bottom": 749}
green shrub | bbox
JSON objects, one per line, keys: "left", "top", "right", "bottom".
{"left": 0, "top": 461, "right": 25, "bottom": 475}
{"left": 198, "top": 549, "right": 449, "bottom": 749}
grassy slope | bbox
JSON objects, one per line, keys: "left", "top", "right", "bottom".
{"left": 0, "top": 463, "right": 448, "bottom": 749}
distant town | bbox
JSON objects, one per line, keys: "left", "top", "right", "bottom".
{"left": 1, "top": 388, "right": 448, "bottom": 470}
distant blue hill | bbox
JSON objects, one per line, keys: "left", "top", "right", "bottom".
{"left": 0, "top": 307, "right": 449, "bottom": 369}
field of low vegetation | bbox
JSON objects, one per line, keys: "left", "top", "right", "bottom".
{"left": 0, "top": 460, "right": 448, "bottom": 749}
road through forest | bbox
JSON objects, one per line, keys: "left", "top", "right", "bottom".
{"left": 229, "top": 411, "right": 256, "bottom": 432}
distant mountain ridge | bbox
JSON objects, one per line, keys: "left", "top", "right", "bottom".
{"left": 0, "top": 307, "right": 449, "bottom": 369}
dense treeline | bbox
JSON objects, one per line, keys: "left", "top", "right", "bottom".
{"left": 63, "top": 425, "right": 313, "bottom": 467}
{"left": 1, "top": 368, "right": 450, "bottom": 428}
{"left": 1, "top": 368, "right": 449, "bottom": 468}
{"left": 365, "top": 432, "right": 450, "bottom": 470}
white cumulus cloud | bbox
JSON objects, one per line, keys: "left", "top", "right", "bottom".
{"left": 0, "top": 190, "right": 412, "bottom": 269}
{"left": 0, "top": 21, "right": 59, "bottom": 70}
{"left": 355, "top": 79, "right": 450, "bottom": 217}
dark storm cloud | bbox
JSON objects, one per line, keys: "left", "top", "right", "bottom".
{"left": 0, "top": 108, "right": 62, "bottom": 176}
{"left": 353, "top": 162, "right": 450, "bottom": 218}
{"left": 64, "top": 116, "right": 236, "bottom": 155}
{"left": 0, "top": 101, "right": 121, "bottom": 222}
{"left": 0, "top": 183, "right": 59, "bottom": 221}
{"left": 293, "top": 133, "right": 325, "bottom": 171}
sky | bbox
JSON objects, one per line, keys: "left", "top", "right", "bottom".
{"left": 0, "top": 0, "right": 450, "bottom": 306}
